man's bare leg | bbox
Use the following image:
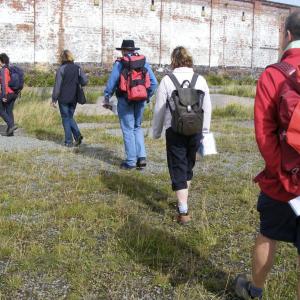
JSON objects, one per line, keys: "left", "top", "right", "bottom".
{"left": 251, "top": 234, "right": 277, "bottom": 288}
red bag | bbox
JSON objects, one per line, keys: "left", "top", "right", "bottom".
{"left": 269, "top": 62, "right": 300, "bottom": 188}
{"left": 118, "top": 54, "right": 150, "bottom": 101}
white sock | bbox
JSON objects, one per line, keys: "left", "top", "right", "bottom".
{"left": 178, "top": 203, "right": 188, "bottom": 214}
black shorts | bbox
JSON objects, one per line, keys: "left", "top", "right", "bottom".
{"left": 166, "top": 127, "right": 201, "bottom": 191}
{"left": 257, "top": 192, "right": 300, "bottom": 254}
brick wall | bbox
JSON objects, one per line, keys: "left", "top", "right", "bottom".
{"left": 0, "top": 0, "right": 295, "bottom": 69}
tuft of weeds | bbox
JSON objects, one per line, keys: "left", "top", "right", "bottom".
{"left": 24, "top": 70, "right": 56, "bottom": 87}
{"left": 205, "top": 73, "right": 232, "bottom": 86}
{"left": 218, "top": 84, "right": 256, "bottom": 98}
{"left": 85, "top": 90, "right": 103, "bottom": 104}
{"left": 213, "top": 103, "right": 254, "bottom": 120}
{"left": 1, "top": 86, "right": 298, "bottom": 299}
{"left": 24, "top": 70, "right": 109, "bottom": 87}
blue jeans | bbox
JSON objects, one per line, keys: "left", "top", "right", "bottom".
{"left": 58, "top": 103, "right": 81, "bottom": 144}
{"left": 117, "top": 98, "right": 146, "bottom": 166}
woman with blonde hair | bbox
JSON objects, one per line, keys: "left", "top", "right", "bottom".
{"left": 52, "top": 50, "right": 88, "bottom": 147}
{"left": 152, "top": 46, "right": 212, "bottom": 225}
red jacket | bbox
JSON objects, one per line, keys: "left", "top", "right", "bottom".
{"left": 0, "top": 67, "right": 13, "bottom": 98}
{"left": 254, "top": 48, "right": 300, "bottom": 202}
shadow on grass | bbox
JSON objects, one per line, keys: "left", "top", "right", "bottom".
{"left": 100, "top": 170, "right": 169, "bottom": 213}
{"left": 74, "top": 145, "right": 122, "bottom": 167}
{"left": 33, "top": 129, "right": 64, "bottom": 144}
{"left": 118, "top": 216, "right": 237, "bottom": 299}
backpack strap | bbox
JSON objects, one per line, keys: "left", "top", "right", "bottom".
{"left": 267, "top": 62, "right": 296, "bottom": 78}
{"left": 190, "top": 73, "right": 199, "bottom": 89}
{"left": 167, "top": 73, "right": 181, "bottom": 90}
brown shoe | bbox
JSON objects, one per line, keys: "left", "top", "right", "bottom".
{"left": 176, "top": 213, "right": 191, "bottom": 225}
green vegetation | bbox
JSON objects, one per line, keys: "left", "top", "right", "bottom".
{"left": 218, "top": 84, "right": 256, "bottom": 98}
{"left": 24, "top": 70, "right": 56, "bottom": 87}
{"left": 205, "top": 73, "right": 257, "bottom": 87}
{"left": 88, "top": 73, "right": 109, "bottom": 86}
{"left": 85, "top": 90, "right": 103, "bottom": 104}
{"left": 24, "top": 70, "right": 108, "bottom": 87}
{"left": 213, "top": 103, "right": 253, "bottom": 120}
{"left": 1, "top": 90, "right": 297, "bottom": 299}
{"left": 205, "top": 73, "right": 232, "bottom": 86}
{"left": 22, "top": 68, "right": 258, "bottom": 99}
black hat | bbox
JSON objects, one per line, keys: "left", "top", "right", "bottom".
{"left": 116, "top": 40, "right": 140, "bottom": 51}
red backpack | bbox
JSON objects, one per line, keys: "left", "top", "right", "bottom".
{"left": 118, "top": 54, "right": 151, "bottom": 101}
{"left": 269, "top": 62, "right": 300, "bottom": 191}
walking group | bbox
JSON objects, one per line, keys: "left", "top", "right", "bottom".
{"left": 1, "top": 10, "right": 300, "bottom": 300}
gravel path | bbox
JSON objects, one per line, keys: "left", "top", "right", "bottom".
{"left": 210, "top": 94, "right": 253, "bottom": 108}
{"left": 0, "top": 125, "right": 61, "bottom": 153}
{"left": 75, "top": 94, "right": 254, "bottom": 116}
{"left": 0, "top": 93, "right": 253, "bottom": 156}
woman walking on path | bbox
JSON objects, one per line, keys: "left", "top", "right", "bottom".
{"left": 0, "top": 53, "right": 18, "bottom": 136}
{"left": 152, "top": 46, "right": 212, "bottom": 225}
{"left": 52, "top": 50, "right": 88, "bottom": 147}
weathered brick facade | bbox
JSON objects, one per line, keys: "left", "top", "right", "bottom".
{"left": 0, "top": 0, "right": 297, "bottom": 68}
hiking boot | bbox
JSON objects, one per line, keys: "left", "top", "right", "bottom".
{"left": 6, "top": 126, "right": 16, "bottom": 136}
{"left": 120, "top": 162, "right": 136, "bottom": 170}
{"left": 234, "top": 274, "right": 262, "bottom": 299}
{"left": 176, "top": 213, "right": 191, "bottom": 225}
{"left": 136, "top": 157, "right": 147, "bottom": 169}
{"left": 6, "top": 125, "right": 18, "bottom": 133}
{"left": 74, "top": 135, "right": 83, "bottom": 147}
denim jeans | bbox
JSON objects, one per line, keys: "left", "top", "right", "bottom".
{"left": 0, "top": 94, "right": 17, "bottom": 128}
{"left": 58, "top": 102, "right": 81, "bottom": 144}
{"left": 117, "top": 97, "right": 146, "bottom": 166}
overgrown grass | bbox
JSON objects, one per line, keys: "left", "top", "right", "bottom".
{"left": 218, "top": 84, "right": 256, "bottom": 98}
{"left": 88, "top": 73, "right": 109, "bottom": 86}
{"left": 213, "top": 103, "right": 254, "bottom": 120}
{"left": 205, "top": 73, "right": 232, "bottom": 86}
{"left": 205, "top": 73, "right": 257, "bottom": 87}
{"left": 76, "top": 114, "right": 118, "bottom": 124}
{"left": 85, "top": 90, "right": 102, "bottom": 104}
{"left": 24, "top": 70, "right": 108, "bottom": 87}
{"left": 2, "top": 90, "right": 298, "bottom": 299}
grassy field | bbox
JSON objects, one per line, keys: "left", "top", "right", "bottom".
{"left": 218, "top": 85, "right": 256, "bottom": 98}
{"left": 0, "top": 94, "right": 298, "bottom": 299}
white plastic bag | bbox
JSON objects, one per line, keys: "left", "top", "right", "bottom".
{"left": 198, "top": 132, "right": 218, "bottom": 156}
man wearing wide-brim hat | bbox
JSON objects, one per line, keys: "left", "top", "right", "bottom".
{"left": 103, "top": 40, "right": 158, "bottom": 170}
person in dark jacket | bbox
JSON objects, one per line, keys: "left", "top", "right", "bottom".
{"left": 52, "top": 50, "right": 88, "bottom": 147}
{"left": 0, "top": 53, "right": 18, "bottom": 136}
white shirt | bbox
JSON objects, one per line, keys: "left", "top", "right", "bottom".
{"left": 152, "top": 67, "right": 212, "bottom": 139}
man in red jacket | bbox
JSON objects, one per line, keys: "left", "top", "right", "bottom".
{"left": 235, "top": 12, "right": 300, "bottom": 299}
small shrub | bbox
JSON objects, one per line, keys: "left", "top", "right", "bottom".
{"left": 218, "top": 84, "right": 256, "bottom": 98}
{"left": 24, "top": 70, "right": 109, "bottom": 87}
{"left": 237, "top": 76, "right": 257, "bottom": 86}
{"left": 205, "top": 74, "right": 232, "bottom": 86}
{"left": 25, "top": 71, "right": 55, "bottom": 87}
{"left": 15, "top": 98, "right": 62, "bottom": 139}
{"left": 213, "top": 103, "right": 253, "bottom": 120}
{"left": 85, "top": 90, "right": 102, "bottom": 104}
{"left": 88, "top": 74, "right": 109, "bottom": 86}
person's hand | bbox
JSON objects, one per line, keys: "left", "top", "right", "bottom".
{"left": 102, "top": 97, "right": 112, "bottom": 110}
{"left": 51, "top": 101, "right": 57, "bottom": 108}
{"left": 103, "top": 103, "right": 112, "bottom": 110}
{"left": 2, "top": 98, "right": 7, "bottom": 103}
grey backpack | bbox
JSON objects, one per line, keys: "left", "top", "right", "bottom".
{"left": 167, "top": 73, "right": 205, "bottom": 136}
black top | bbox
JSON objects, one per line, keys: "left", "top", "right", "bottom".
{"left": 52, "top": 62, "right": 88, "bottom": 104}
